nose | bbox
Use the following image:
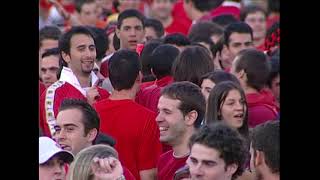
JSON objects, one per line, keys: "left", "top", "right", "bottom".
{"left": 56, "top": 129, "right": 66, "bottom": 142}
{"left": 53, "top": 163, "right": 64, "bottom": 174}
{"left": 192, "top": 163, "right": 204, "bottom": 177}
{"left": 155, "top": 112, "right": 164, "bottom": 123}
{"left": 235, "top": 101, "right": 244, "bottom": 111}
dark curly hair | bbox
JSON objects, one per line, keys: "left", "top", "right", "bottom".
{"left": 189, "top": 123, "right": 248, "bottom": 180}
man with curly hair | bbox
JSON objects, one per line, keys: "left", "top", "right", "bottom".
{"left": 186, "top": 123, "right": 248, "bottom": 180}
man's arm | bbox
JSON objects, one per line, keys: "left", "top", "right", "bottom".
{"left": 139, "top": 168, "right": 157, "bottom": 180}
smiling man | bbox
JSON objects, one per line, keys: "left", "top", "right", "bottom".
{"left": 39, "top": 26, "right": 110, "bottom": 138}
{"left": 156, "top": 81, "right": 205, "bottom": 180}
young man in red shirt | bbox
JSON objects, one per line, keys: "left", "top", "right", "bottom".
{"left": 94, "top": 49, "right": 162, "bottom": 180}
{"left": 156, "top": 81, "right": 206, "bottom": 180}
{"left": 136, "top": 44, "right": 179, "bottom": 113}
{"left": 221, "top": 22, "right": 254, "bottom": 71}
{"left": 54, "top": 99, "right": 135, "bottom": 180}
{"left": 39, "top": 26, "right": 110, "bottom": 137}
{"left": 231, "top": 48, "right": 279, "bottom": 127}
{"left": 100, "top": 9, "right": 146, "bottom": 79}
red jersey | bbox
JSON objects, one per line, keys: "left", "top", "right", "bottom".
{"left": 210, "top": 1, "right": 241, "bottom": 20}
{"left": 94, "top": 99, "right": 162, "bottom": 180}
{"left": 157, "top": 150, "right": 189, "bottom": 180}
{"left": 123, "top": 167, "right": 136, "bottom": 180}
{"left": 165, "top": 17, "right": 190, "bottom": 36}
{"left": 39, "top": 67, "right": 110, "bottom": 137}
{"left": 246, "top": 89, "right": 279, "bottom": 128}
{"left": 172, "top": 0, "right": 192, "bottom": 34}
{"left": 136, "top": 76, "right": 173, "bottom": 113}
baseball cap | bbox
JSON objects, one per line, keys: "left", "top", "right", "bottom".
{"left": 39, "top": 136, "right": 74, "bottom": 164}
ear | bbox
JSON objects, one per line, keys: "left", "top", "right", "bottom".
{"left": 226, "top": 163, "right": 238, "bottom": 177}
{"left": 86, "top": 128, "right": 98, "bottom": 143}
{"left": 62, "top": 51, "right": 71, "bottom": 64}
{"left": 238, "top": 69, "right": 246, "bottom": 80}
{"left": 254, "top": 150, "right": 264, "bottom": 167}
{"left": 185, "top": 110, "right": 198, "bottom": 126}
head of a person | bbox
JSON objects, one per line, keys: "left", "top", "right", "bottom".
{"left": 267, "top": 0, "right": 280, "bottom": 14}
{"left": 39, "top": 136, "right": 74, "bottom": 180}
{"left": 87, "top": 26, "right": 108, "bottom": 61}
{"left": 240, "top": 5, "right": 267, "bottom": 41}
{"left": 150, "top": 44, "right": 179, "bottom": 79}
{"left": 211, "top": 14, "right": 239, "bottom": 29}
{"left": 187, "top": 123, "right": 247, "bottom": 180}
{"left": 223, "top": 22, "right": 254, "bottom": 69}
{"left": 55, "top": 99, "right": 100, "bottom": 156}
{"left": 250, "top": 120, "right": 280, "bottom": 179}
{"left": 39, "top": 25, "right": 62, "bottom": 56}
{"left": 163, "top": 33, "right": 191, "bottom": 51}
{"left": 68, "top": 144, "right": 119, "bottom": 180}
{"left": 117, "top": 0, "right": 141, "bottom": 12}
{"left": 206, "top": 81, "right": 249, "bottom": 138}
{"left": 183, "top": 0, "right": 224, "bottom": 20}
{"left": 156, "top": 81, "right": 206, "bottom": 146}
{"left": 231, "top": 48, "right": 271, "bottom": 91}
{"left": 75, "top": 0, "right": 98, "bottom": 26}
{"left": 200, "top": 70, "right": 240, "bottom": 101}
{"left": 104, "top": 22, "right": 117, "bottom": 56}
{"left": 188, "top": 21, "right": 224, "bottom": 45}
{"left": 172, "top": 45, "right": 214, "bottom": 86}
{"left": 108, "top": 49, "right": 141, "bottom": 92}
{"left": 116, "top": 9, "right": 145, "bottom": 51}
{"left": 41, "top": 48, "right": 60, "bottom": 87}
{"left": 144, "top": 18, "right": 165, "bottom": 43}
{"left": 267, "top": 55, "right": 280, "bottom": 104}
{"left": 150, "top": 0, "right": 174, "bottom": 20}
{"left": 140, "top": 39, "right": 162, "bottom": 82}
{"left": 59, "top": 26, "right": 97, "bottom": 76}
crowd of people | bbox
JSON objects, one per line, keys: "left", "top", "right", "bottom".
{"left": 39, "top": 0, "right": 280, "bottom": 179}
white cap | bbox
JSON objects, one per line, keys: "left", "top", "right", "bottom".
{"left": 39, "top": 136, "right": 74, "bottom": 164}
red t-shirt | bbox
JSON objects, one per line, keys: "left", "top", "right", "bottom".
{"left": 94, "top": 99, "right": 162, "bottom": 180}
{"left": 165, "top": 17, "right": 191, "bottom": 36}
{"left": 39, "top": 81, "right": 110, "bottom": 137}
{"left": 246, "top": 89, "right": 279, "bottom": 128}
{"left": 171, "top": 0, "right": 192, "bottom": 35}
{"left": 157, "top": 150, "right": 189, "bottom": 180}
{"left": 123, "top": 167, "right": 136, "bottom": 180}
{"left": 210, "top": 4, "right": 241, "bottom": 20}
{"left": 136, "top": 76, "right": 173, "bottom": 113}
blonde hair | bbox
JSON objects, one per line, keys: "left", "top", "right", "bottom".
{"left": 68, "top": 144, "right": 119, "bottom": 180}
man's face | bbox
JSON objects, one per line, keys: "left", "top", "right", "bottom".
{"left": 245, "top": 11, "right": 266, "bottom": 40}
{"left": 224, "top": 33, "right": 253, "bottom": 69}
{"left": 187, "top": 143, "right": 236, "bottom": 180}
{"left": 156, "top": 95, "right": 187, "bottom": 146}
{"left": 55, "top": 108, "right": 92, "bottom": 156}
{"left": 116, "top": 17, "right": 145, "bottom": 51}
{"left": 41, "top": 55, "right": 59, "bottom": 87}
{"left": 151, "top": 0, "right": 173, "bottom": 20}
{"left": 64, "top": 34, "right": 96, "bottom": 76}
{"left": 79, "top": 2, "right": 98, "bottom": 26}
{"left": 220, "top": 89, "right": 246, "bottom": 129}
{"left": 143, "top": 27, "right": 158, "bottom": 43}
{"left": 201, "top": 79, "right": 215, "bottom": 102}
{"left": 39, "top": 156, "right": 66, "bottom": 180}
